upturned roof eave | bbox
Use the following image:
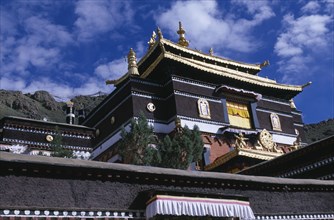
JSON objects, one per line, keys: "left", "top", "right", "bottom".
{"left": 109, "top": 38, "right": 306, "bottom": 94}
{"left": 204, "top": 148, "right": 283, "bottom": 171}
{"left": 160, "top": 38, "right": 262, "bottom": 71}
{"left": 163, "top": 52, "right": 304, "bottom": 93}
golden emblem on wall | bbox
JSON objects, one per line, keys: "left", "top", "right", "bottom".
{"left": 256, "top": 129, "right": 283, "bottom": 153}
{"left": 46, "top": 135, "right": 54, "bottom": 142}
{"left": 147, "top": 102, "right": 156, "bottom": 112}
{"left": 197, "top": 98, "right": 211, "bottom": 119}
{"left": 270, "top": 113, "right": 282, "bottom": 131}
{"left": 258, "top": 129, "right": 275, "bottom": 151}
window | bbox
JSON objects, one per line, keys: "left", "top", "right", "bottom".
{"left": 226, "top": 101, "right": 252, "bottom": 129}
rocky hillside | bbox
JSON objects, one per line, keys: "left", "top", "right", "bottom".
{"left": 304, "top": 119, "right": 334, "bottom": 143}
{"left": 0, "top": 90, "right": 333, "bottom": 142}
{"left": 0, "top": 90, "right": 107, "bottom": 123}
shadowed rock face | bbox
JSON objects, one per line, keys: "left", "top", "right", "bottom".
{"left": 0, "top": 89, "right": 107, "bottom": 123}
{"left": 304, "top": 119, "right": 334, "bottom": 143}
{"left": 30, "top": 90, "right": 61, "bottom": 111}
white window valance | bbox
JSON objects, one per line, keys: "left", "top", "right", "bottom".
{"left": 146, "top": 195, "right": 255, "bottom": 220}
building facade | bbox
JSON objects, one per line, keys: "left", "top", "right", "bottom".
{"left": 82, "top": 23, "right": 309, "bottom": 171}
{"left": 0, "top": 116, "right": 95, "bottom": 159}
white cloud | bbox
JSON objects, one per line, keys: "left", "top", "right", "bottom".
{"left": 1, "top": 76, "right": 111, "bottom": 101}
{"left": 301, "top": 1, "right": 321, "bottom": 14}
{"left": 274, "top": 13, "right": 332, "bottom": 83}
{"left": 1, "top": 13, "right": 74, "bottom": 76}
{"left": 94, "top": 58, "right": 127, "bottom": 80}
{"left": 94, "top": 42, "right": 145, "bottom": 81}
{"left": 74, "top": 0, "right": 134, "bottom": 42}
{"left": 24, "top": 16, "right": 73, "bottom": 47}
{"left": 155, "top": 0, "right": 274, "bottom": 52}
{"left": 0, "top": 77, "right": 26, "bottom": 91}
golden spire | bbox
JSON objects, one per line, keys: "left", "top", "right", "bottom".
{"left": 177, "top": 21, "right": 189, "bottom": 47}
{"left": 148, "top": 31, "right": 157, "bottom": 49}
{"left": 127, "top": 48, "right": 139, "bottom": 76}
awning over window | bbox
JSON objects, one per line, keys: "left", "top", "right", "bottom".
{"left": 146, "top": 195, "right": 255, "bottom": 220}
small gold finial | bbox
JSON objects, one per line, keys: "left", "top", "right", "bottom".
{"left": 177, "top": 21, "right": 189, "bottom": 47}
{"left": 290, "top": 99, "right": 296, "bottom": 109}
{"left": 157, "top": 27, "right": 163, "bottom": 39}
{"left": 260, "top": 60, "right": 270, "bottom": 68}
{"left": 127, "top": 48, "right": 139, "bottom": 76}
{"left": 209, "top": 48, "right": 214, "bottom": 56}
{"left": 148, "top": 31, "right": 157, "bottom": 49}
{"left": 302, "top": 81, "right": 312, "bottom": 88}
{"left": 66, "top": 100, "right": 74, "bottom": 107}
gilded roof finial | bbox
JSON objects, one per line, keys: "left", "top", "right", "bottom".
{"left": 302, "top": 81, "right": 312, "bottom": 88}
{"left": 177, "top": 21, "right": 189, "bottom": 47}
{"left": 157, "top": 27, "right": 163, "bottom": 39}
{"left": 289, "top": 99, "right": 296, "bottom": 109}
{"left": 127, "top": 48, "right": 139, "bottom": 76}
{"left": 209, "top": 48, "right": 214, "bottom": 56}
{"left": 260, "top": 60, "right": 270, "bottom": 68}
{"left": 148, "top": 31, "right": 157, "bottom": 49}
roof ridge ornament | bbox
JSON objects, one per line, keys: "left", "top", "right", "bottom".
{"left": 259, "top": 60, "right": 270, "bottom": 68}
{"left": 148, "top": 31, "right": 157, "bottom": 49}
{"left": 127, "top": 48, "right": 139, "bottom": 76}
{"left": 177, "top": 21, "right": 189, "bottom": 47}
{"left": 157, "top": 27, "right": 163, "bottom": 40}
{"left": 209, "top": 48, "right": 214, "bottom": 56}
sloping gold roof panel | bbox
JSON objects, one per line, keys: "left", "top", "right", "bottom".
{"left": 161, "top": 38, "right": 261, "bottom": 71}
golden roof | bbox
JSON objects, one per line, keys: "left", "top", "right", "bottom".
{"left": 204, "top": 148, "right": 283, "bottom": 171}
{"left": 108, "top": 24, "right": 307, "bottom": 93}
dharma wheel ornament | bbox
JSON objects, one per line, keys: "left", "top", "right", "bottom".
{"left": 46, "top": 135, "right": 54, "bottom": 142}
{"left": 256, "top": 129, "right": 283, "bottom": 153}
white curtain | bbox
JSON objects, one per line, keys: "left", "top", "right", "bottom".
{"left": 146, "top": 195, "right": 255, "bottom": 220}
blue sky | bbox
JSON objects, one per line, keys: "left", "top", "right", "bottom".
{"left": 0, "top": 0, "right": 333, "bottom": 124}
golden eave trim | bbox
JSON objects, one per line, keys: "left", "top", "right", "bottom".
{"left": 160, "top": 38, "right": 261, "bottom": 70}
{"left": 140, "top": 53, "right": 165, "bottom": 79}
{"left": 137, "top": 40, "right": 161, "bottom": 67}
{"left": 204, "top": 148, "right": 283, "bottom": 171}
{"left": 106, "top": 72, "right": 129, "bottom": 86}
{"left": 164, "top": 52, "right": 303, "bottom": 92}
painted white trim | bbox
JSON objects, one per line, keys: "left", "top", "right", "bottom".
{"left": 107, "top": 154, "right": 122, "bottom": 163}
{"left": 294, "top": 123, "right": 304, "bottom": 127}
{"left": 272, "top": 134, "right": 296, "bottom": 145}
{"left": 172, "top": 76, "right": 216, "bottom": 89}
{"left": 279, "top": 156, "right": 334, "bottom": 178}
{"left": 91, "top": 116, "right": 225, "bottom": 159}
{"left": 94, "top": 94, "right": 132, "bottom": 127}
{"left": 179, "top": 117, "right": 223, "bottom": 133}
{"left": 256, "top": 214, "right": 334, "bottom": 220}
{"left": 3, "top": 126, "right": 91, "bottom": 139}
{"left": 83, "top": 80, "right": 131, "bottom": 123}
{"left": 174, "top": 90, "right": 221, "bottom": 103}
{"left": 292, "top": 111, "right": 302, "bottom": 116}
{"left": 261, "top": 97, "right": 290, "bottom": 106}
{"left": 256, "top": 108, "right": 293, "bottom": 118}
{"left": 0, "top": 209, "right": 144, "bottom": 219}
{"left": 91, "top": 124, "right": 131, "bottom": 159}
{"left": 3, "top": 138, "right": 91, "bottom": 151}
